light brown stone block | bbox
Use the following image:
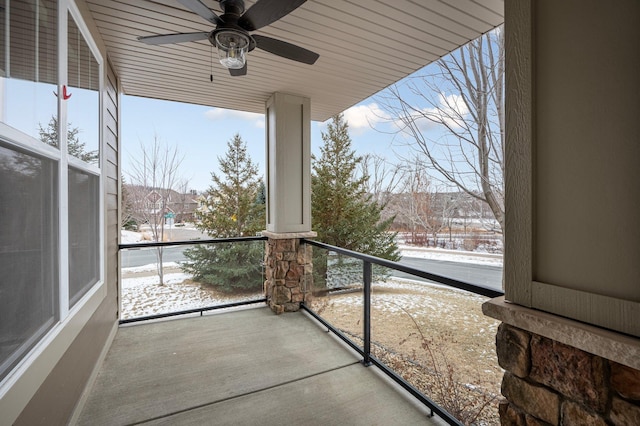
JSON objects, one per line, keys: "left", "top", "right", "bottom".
{"left": 530, "top": 335, "right": 607, "bottom": 412}
{"left": 497, "top": 323, "right": 531, "bottom": 378}
{"left": 611, "top": 362, "right": 640, "bottom": 401}
{"left": 501, "top": 373, "right": 560, "bottom": 426}
{"left": 561, "top": 401, "right": 607, "bottom": 426}
{"left": 499, "top": 400, "right": 525, "bottom": 425}
{"left": 610, "top": 396, "right": 640, "bottom": 426}
{"left": 524, "top": 415, "right": 547, "bottom": 426}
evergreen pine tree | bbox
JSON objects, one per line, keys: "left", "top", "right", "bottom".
{"left": 312, "top": 114, "right": 399, "bottom": 288}
{"left": 182, "top": 134, "right": 265, "bottom": 292}
{"left": 312, "top": 113, "right": 399, "bottom": 259}
{"left": 39, "top": 116, "right": 99, "bottom": 163}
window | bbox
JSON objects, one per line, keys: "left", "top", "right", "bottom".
{"left": 68, "top": 166, "right": 99, "bottom": 306}
{"left": 66, "top": 12, "right": 100, "bottom": 307}
{"left": 0, "top": 1, "right": 103, "bottom": 383}
{"left": 0, "top": 0, "right": 58, "bottom": 142}
{"left": 0, "top": 143, "right": 58, "bottom": 382}
{"left": 67, "top": 11, "right": 99, "bottom": 164}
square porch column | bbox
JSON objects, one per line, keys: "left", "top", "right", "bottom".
{"left": 263, "top": 92, "right": 316, "bottom": 313}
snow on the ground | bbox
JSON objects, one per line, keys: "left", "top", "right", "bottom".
{"left": 122, "top": 262, "right": 181, "bottom": 276}
{"left": 121, "top": 230, "right": 144, "bottom": 244}
{"left": 399, "top": 244, "right": 503, "bottom": 267}
{"left": 374, "top": 279, "right": 489, "bottom": 316}
{"left": 121, "top": 271, "right": 260, "bottom": 319}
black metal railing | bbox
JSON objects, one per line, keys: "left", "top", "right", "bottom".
{"left": 118, "top": 234, "right": 502, "bottom": 424}
{"left": 118, "top": 236, "right": 267, "bottom": 324}
{"left": 301, "top": 239, "right": 503, "bottom": 426}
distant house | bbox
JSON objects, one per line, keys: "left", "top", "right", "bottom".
{"left": 124, "top": 184, "right": 199, "bottom": 224}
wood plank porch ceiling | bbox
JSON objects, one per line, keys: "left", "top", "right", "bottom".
{"left": 85, "top": 0, "right": 503, "bottom": 122}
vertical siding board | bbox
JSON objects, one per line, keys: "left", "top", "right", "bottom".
{"left": 504, "top": 0, "right": 533, "bottom": 306}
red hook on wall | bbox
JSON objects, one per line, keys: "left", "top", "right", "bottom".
{"left": 53, "top": 85, "right": 72, "bottom": 100}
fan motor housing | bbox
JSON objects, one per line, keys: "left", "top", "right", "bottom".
{"left": 209, "top": 28, "right": 256, "bottom": 52}
{"left": 219, "top": 0, "right": 245, "bottom": 17}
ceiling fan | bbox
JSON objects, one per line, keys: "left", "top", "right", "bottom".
{"left": 138, "top": 0, "right": 319, "bottom": 76}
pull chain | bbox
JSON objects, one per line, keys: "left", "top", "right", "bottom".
{"left": 210, "top": 45, "right": 214, "bottom": 82}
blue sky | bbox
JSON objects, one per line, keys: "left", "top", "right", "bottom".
{"left": 3, "top": 65, "right": 449, "bottom": 193}
{"left": 121, "top": 92, "right": 409, "bottom": 192}
{"left": 3, "top": 62, "right": 472, "bottom": 194}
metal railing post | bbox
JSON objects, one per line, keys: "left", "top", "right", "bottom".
{"left": 363, "top": 260, "right": 372, "bottom": 366}
{"left": 300, "top": 239, "right": 496, "bottom": 425}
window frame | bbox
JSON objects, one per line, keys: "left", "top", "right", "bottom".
{"left": 0, "top": 0, "right": 105, "bottom": 388}
{"left": 64, "top": 2, "right": 103, "bottom": 312}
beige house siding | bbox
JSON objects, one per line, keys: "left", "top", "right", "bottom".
{"left": 504, "top": 0, "right": 640, "bottom": 336}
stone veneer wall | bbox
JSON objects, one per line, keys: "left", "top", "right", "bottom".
{"left": 264, "top": 238, "right": 313, "bottom": 314}
{"left": 497, "top": 323, "right": 640, "bottom": 425}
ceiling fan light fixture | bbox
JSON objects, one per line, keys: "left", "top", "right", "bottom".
{"left": 215, "top": 30, "right": 250, "bottom": 69}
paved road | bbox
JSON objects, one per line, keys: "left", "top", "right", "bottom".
{"left": 121, "top": 246, "right": 189, "bottom": 268}
{"left": 396, "top": 257, "right": 503, "bottom": 293}
{"left": 121, "top": 227, "right": 206, "bottom": 268}
{"left": 121, "top": 245, "right": 503, "bottom": 293}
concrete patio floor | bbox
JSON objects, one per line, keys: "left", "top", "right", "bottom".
{"left": 76, "top": 306, "right": 442, "bottom": 425}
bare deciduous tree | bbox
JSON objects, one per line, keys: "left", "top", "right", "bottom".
{"left": 378, "top": 26, "right": 504, "bottom": 234}
{"left": 127, "top": 136, "right": 185, "bottom": 285}
{"left": 391, "top": 159, "right": 447, "bottom": 246}
{"left": 358, "top": 153, "right": 403, "bottom": 206}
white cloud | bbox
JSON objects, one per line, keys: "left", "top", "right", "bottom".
{"left": 204, "top": 108, "right": 264, "bottom": 128}
{"left": 343, "top": 103, "right": 390, "bottom": 131}
{"left": 434, "top": 93, "right": 469, "bottom": 128}
{"left": 394, "top": 93, "right": 469, "bottom": 133}
{"left": 318, "top": 103, "right": 390, "bottom": 135}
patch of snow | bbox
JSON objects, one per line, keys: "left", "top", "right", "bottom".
{"left": 121, "top": 271, "right": 188, "bottom": 288}
{"left": 178, "top": 222, "right": 199, "bottom": 230}
{"left": 121, "top": 271, "right": 261, "bottom": 319}
{"left": 122, "top": 262, "right": 181, "bottom": 274}
{"left": 121, "top": 230, "right": 144, "bottom": 244}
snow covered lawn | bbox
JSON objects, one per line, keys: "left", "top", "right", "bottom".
{"left": 120, "top": 263, "right": 261, "bottom": 320}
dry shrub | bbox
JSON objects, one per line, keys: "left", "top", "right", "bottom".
{"left": 463, "top": 234, "right": 481, "bottom": 251}
{"left": 379, "top": 304, "right": 498, "bottom": 425}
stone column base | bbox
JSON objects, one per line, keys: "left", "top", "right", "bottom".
{"left": 483, "top": 297, "right": 640, "bottom": 425}
{"left": 496, "top": 323, "right": 640, "bottom": 425}
{"left": 263, "top": 233, "right": 314, "bottom": 314}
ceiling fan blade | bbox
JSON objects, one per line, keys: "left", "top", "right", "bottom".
{"left": 253, "top": 34, "right": 318, "bottom": 65}
{"left": 138, "top": 32, "right": 210, "bottom": 45}
{"left": 178, "top": 0, "right": 222, "bottom": 25}
{"left": 229, "top": 63, "right": 248, "bottom": 76}
{"left": 238, "top": 0, "right": 307, "bottom": 31}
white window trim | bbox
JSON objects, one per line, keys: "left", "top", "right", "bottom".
{"left": 0, "top": 0, "right": 107, "bottom": 419}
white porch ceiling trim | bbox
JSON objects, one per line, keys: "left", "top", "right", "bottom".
{"left": 85, "top": 0, "right": 503, "bottom": 121}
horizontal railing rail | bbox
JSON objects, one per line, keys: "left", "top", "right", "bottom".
{"left": 301, "top": 238, "right": 503, "bottom": 425}
{"left": 119, "top": 235, "right": 267, "bottom": 250}
{"left": 118, "top": 236, "right": 268, "bottom": 324}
